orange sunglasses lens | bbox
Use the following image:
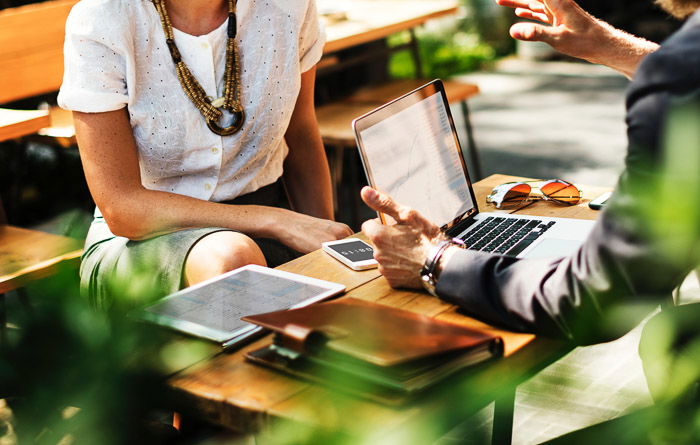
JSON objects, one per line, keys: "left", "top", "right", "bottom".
{"left": 540, "top": 180, "right": 581, "bottom": 205}
{"left": 501, "top": 183, "right": 532, "bottom": 207}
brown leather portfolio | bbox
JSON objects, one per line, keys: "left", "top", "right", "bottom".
{"left": 243, "top": 298, "right": 503, "bottom": 404}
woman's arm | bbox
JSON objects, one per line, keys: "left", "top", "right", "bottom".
{"left": 283, "top": 66, "right": 335, "bottom": 220}
{"left": 74, "top": 108, "right": 350, "bottom": 252}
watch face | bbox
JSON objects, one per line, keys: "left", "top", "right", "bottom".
{"left": 326, "top": 241, "right": 374, "bottom": 262}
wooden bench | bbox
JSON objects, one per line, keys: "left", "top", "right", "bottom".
{"left": 344, "top": 78, "right": 480, "bottom": 105}
{"left": 0, "top": 0, "right": 80, "bottom": 145}
{"left": 0, "top": 108, "right": 50, "bottom": 142}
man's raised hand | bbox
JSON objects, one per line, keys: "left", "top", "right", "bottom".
{"left": 494, "top": 0, "right": 658, "bottom": 77}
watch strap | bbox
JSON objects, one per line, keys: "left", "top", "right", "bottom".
{"left": 421, "top": 238, "right": 464, "bottom": 297}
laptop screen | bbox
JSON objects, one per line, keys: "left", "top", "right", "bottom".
{"left": 354, "top": 81, "right": 477, "bottom": 229}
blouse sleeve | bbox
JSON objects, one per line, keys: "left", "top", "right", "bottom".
{"left": 57, "top": 1, "right": 130, "bottom": 113}
{"left": 298, "top": 0, "right": 326, "bottom": 73}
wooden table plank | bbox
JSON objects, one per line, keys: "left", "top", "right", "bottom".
{"left": 170, "top": 338, "right": 313, "bottom": 432}
{"left": 0, "top": 108, "right": 50, "bottom": 142}
{"left": 346, "top": 78, "right": 480, "bottom": 105}
{"left": 315, "top": 102, "right": 378, "bottom": 146}
{"left": 266, "top": 383, "right": 420, "bottom": 437}
{"left": 322, "top": 0, "right": 459, "bottom": 54}
{"left": 0, "top": 225, "right": 82, "bottom": 294}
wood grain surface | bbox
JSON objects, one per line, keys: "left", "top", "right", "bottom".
{"left": 345, "top": 79, "right": 480, "bottom": 105}
{"left": 0, "top": 108, "right": 50, "bottom": 142}
{"left": 0, "top": 225, "right": 82, "bottom": 294}
{"left": 0, "top": 0, "right": 79, "bottom": 104}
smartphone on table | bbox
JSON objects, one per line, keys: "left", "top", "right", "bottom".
{"left": 322, "top": 238, "right": 378, "bottom": 270}
{"left": 588, "top": 191, "right": 613, "bottom": 210}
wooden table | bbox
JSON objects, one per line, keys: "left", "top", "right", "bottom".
{"left": 319, "top": 0, "right": 459, "bottom": 76}
{"left": 322, "top": 0, "right": 459, "bottom": 55}
{"left": 0, "top": 108, "right": 50, "bottom": 143}
{"left": 0, "top": 225, "right": 82, "bottom": 294}
{"left": 168, "top": 174, "right": 609, "bottom": 443}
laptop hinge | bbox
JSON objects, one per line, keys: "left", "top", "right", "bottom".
{"left": 445, "top": 216, "right": 479, "bottom": 238}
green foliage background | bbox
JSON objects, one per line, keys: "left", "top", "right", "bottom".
{"left": 389, "top": 0, "right": 514, "bottom": 79}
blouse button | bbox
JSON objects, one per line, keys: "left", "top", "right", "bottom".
{"left": 204, "top": 183, "right": 212, "bottom": 191}
{"left": 201, "top": 41, "right": 209, "bottom": 50}
{"left": 211, "top": 147, "right": 219, "bottom": 154}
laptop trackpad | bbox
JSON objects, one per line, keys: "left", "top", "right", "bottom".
{"left": 522, "top": 239, "right": 582, "bottom": 259}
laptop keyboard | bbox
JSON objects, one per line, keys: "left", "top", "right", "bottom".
{"left": 459, "top": 217, "right": 556, "bottom": 257}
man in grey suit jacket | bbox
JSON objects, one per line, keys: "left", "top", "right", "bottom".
{"left": 361, "top": 0, "right": 700, "bottom": 345}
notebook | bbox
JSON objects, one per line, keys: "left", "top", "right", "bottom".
{"left": 352, "top": 79, "right": 595, "bottom": 259}
{"left": 243, "top": 298, "right": 503, "bottom": 404}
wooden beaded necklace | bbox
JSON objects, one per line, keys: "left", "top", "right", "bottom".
{"left": 152, "top": 0, "right": 244, "bottom": 136}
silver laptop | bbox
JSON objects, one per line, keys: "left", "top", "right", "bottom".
{"left": 352, "top": 79, "right": 594, "bottom": 259}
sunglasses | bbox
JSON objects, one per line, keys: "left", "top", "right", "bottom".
{"left": 486, "top": 180, "right": 581, "bottom": 209}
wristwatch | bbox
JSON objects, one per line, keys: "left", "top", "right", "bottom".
{"left": 420, "top": 238, "right": 465, "bottom": 297}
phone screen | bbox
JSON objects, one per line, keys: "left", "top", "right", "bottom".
{"left": 326, "top": 241, "right": 374, "bottom": 262}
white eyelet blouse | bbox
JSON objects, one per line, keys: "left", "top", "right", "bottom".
{"left": 58, "top": 0, "right": 324, "bottom": 202}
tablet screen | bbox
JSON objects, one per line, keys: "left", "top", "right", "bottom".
{"left": 138, "top": 265, "right": 345, "bottom": 343}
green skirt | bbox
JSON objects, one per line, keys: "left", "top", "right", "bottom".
{"left": 80, "top": 180, "right": 300, "bottom": 309}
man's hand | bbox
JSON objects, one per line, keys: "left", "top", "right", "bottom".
{"left": 495, "top": 0, "right": 658, "bottom": 78}
{"left": 496, "top": 0, "right": 595, "bottom": 54}
{"left": 360, "top": 187, "right": 444, "bottom": 289}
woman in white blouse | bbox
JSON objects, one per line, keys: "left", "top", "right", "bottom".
{"left": 59, "top": 0, "right": 352, "bottom": 305}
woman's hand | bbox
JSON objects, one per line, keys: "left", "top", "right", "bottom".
{"left": 276, "top": 211, "right": 353, "bottom": 254}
